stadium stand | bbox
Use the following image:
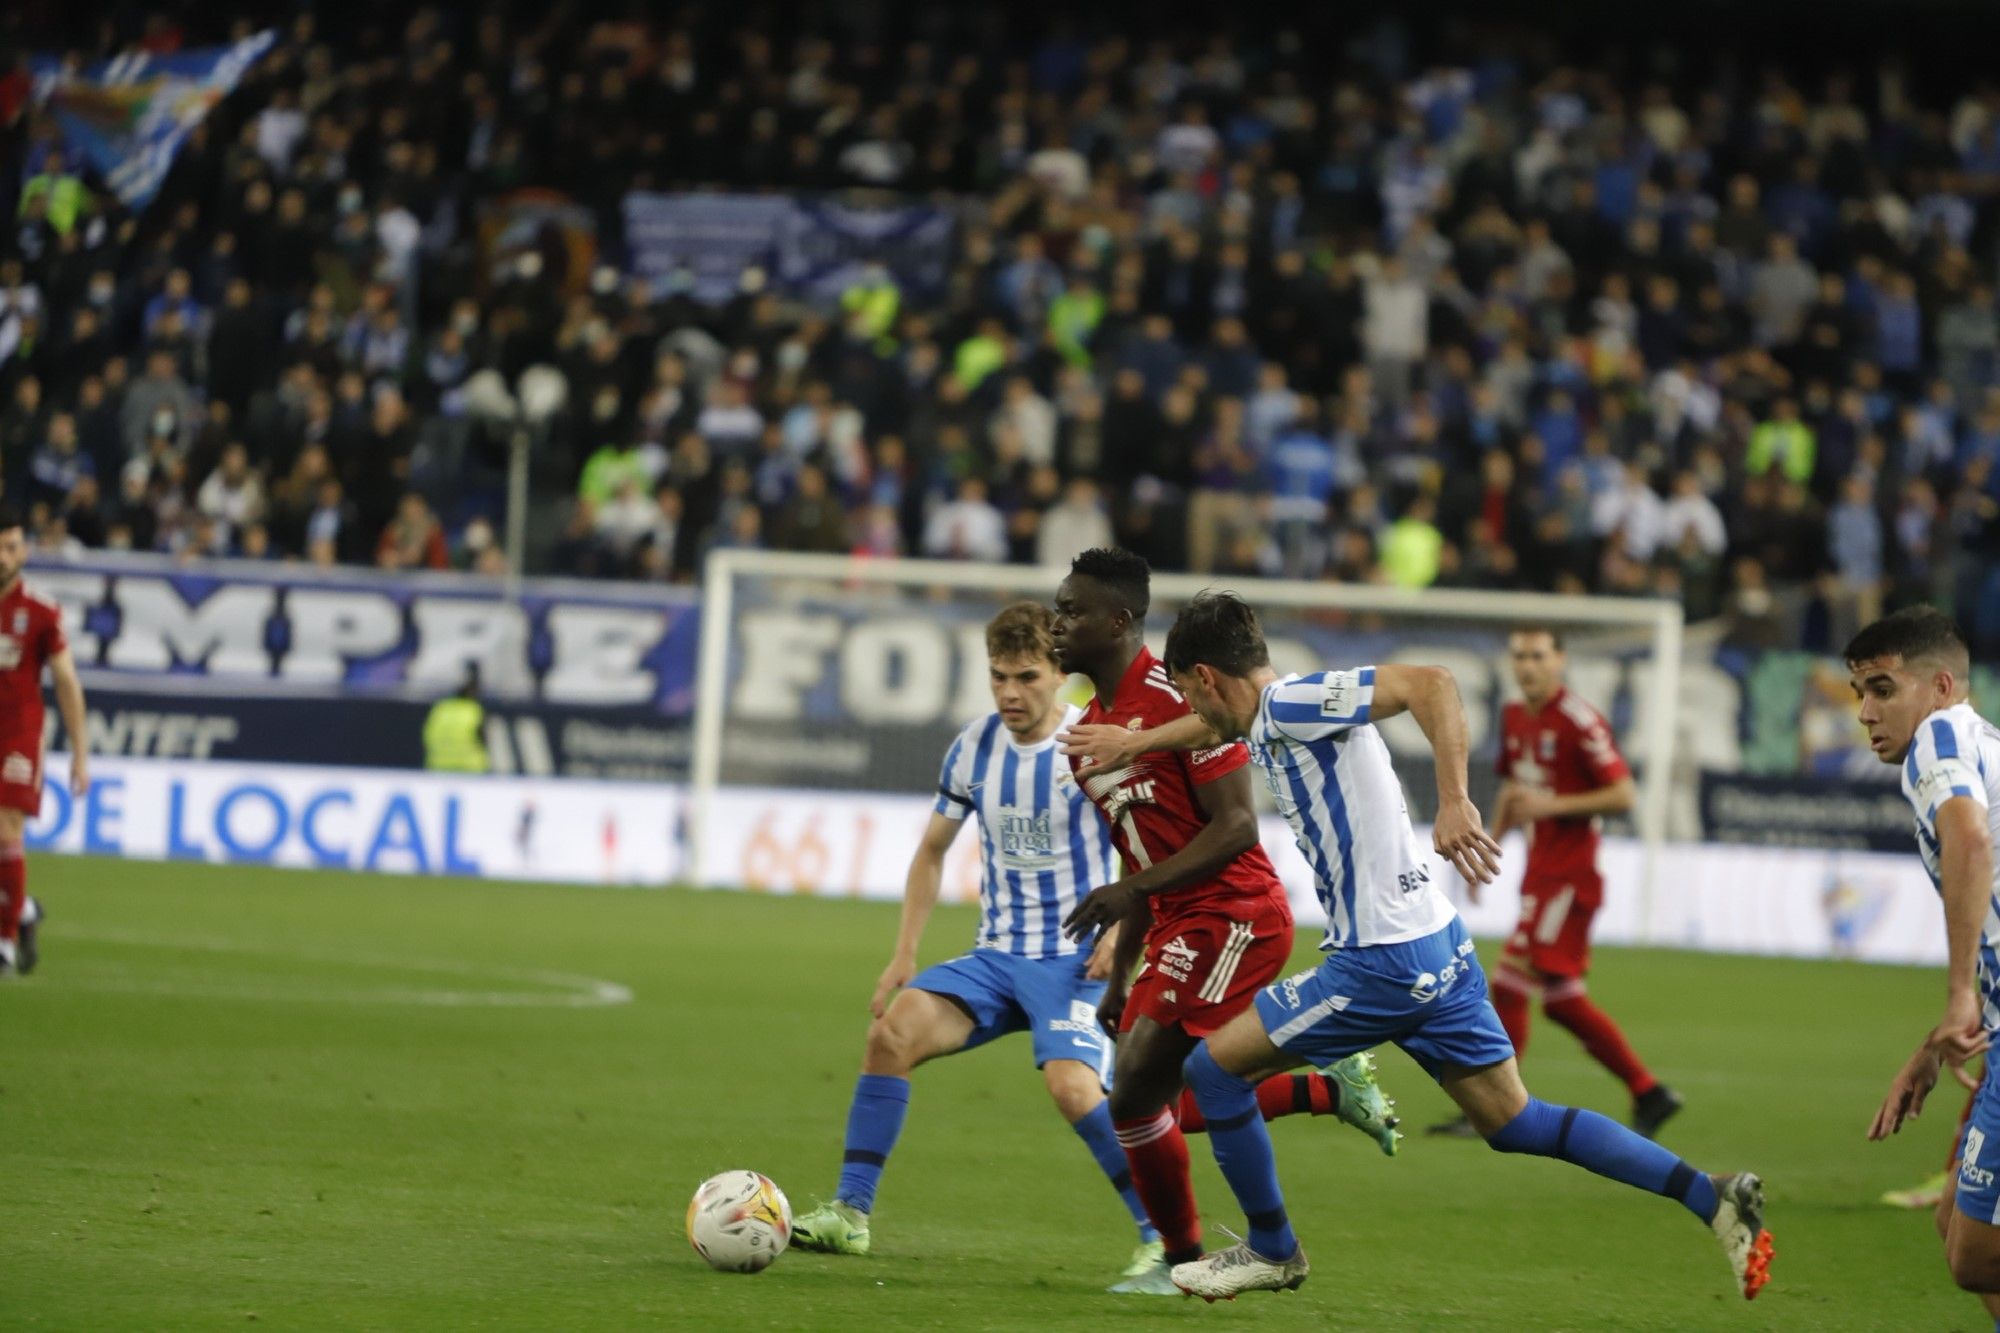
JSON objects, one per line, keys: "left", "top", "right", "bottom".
{"left": 7, "top": 7, "right": 2000, "bottom": 653}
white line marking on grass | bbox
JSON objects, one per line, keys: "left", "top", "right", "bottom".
{"left": 42, "top": 929, "right": 635, "bottom": 1008}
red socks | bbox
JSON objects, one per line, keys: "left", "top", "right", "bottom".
{"left": 1543, "top": 977, "right": 1657, "bottom": 1097}
{"left": 1491, "top": 965, "right": 1534, "bottom": 1056}
{"left": 1175, "top": 1072, "right": 1335, "bottom": 1133}
{"left": 0, "top": 839, "right": 23, "bottom": 943}
{"left": 1114, "top": 1109, "right": 1201, "bottom": 1260}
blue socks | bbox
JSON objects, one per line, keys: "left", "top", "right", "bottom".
{"left": 1490, "top": 1096, "right": 1718, "bottom": 1222}
{"left": 835, "top": 1073, "right": 910, "bottom": 1213}
{"left": 1185, "top": 1043, "right": 1296, "bottom": 1261}
{"left": 834, "top": 1070, "right": 1162, "bottom": 1242}
{"left": 1073, "top": 1101, "right": 1161, "bottom": 1242}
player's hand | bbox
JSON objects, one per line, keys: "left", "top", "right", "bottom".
{"left": 1433, "top": 796, "right": 1503, "bottom": 885}
{"left": 1508, "top": 790, "right": 1555, "bottom": 824}
{"left": 1084, "top": 922, "right": 1121, "bottom": 981}
{"left": 870, "top": 956, "right": 916, "bottom": 1019}
{"left": 1064, "top": 881, "right": 1136, "bottom": 942}
{"left": 1928, "top": 988, "right": 1991, "bottom": 1069}
{"left": 1869, "top": 1044, "right": 1942, "bottom": 1140}
{"left": 1060, "top": 724, "right": 1141, "bottom": 771}
{"left": 1096, "top": 985, "right": 1128, "bottom": 1036}
{"left": 69, "top": 760, "right": 91, "bottom": 799}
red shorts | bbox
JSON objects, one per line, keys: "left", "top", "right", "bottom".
{"left": 1122, "top": 894, "right": 1293, "bottom": 1038}
{"left": 0, "top": 744, "right": 41, "bottom": 816}
{"left": 1503, "top": 871, "right": 1602, "bottom": 979}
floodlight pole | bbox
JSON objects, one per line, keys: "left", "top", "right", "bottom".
{"left": 505, "top": 422, "right": 529, "bottom": 594}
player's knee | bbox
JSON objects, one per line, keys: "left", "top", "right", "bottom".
{"left": 1042, "top": 1061, "right": 1102, "bottom": 1122}
{"left": 862, "top": 1015, "right": 919, "bottom": 1075}
{"left": 1106, "top": 1073, "right": 1167, "bottom": 1122}
{"left": 1946, "top": 1242, "right": 2000, "bottom": 1293}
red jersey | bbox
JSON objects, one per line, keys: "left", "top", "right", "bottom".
{"left": 0, "top": 580, "right": 65, "bottom": 757}
{"left": 1497, "top": 686, "right": 1629, "bottom": 884}
{"left": 1070, "top": 647, "right": 1284, "bottom": 913}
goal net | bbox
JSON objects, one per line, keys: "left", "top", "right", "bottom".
{"left": 689, "top": 550, "right": 1683, "bottom": 931}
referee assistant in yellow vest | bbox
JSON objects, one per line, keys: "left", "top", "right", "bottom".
{"left": 424, "top": 666, "right": 490, "bottom": 773}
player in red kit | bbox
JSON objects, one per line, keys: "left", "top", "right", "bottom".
{"left": 1429, "top": 627, "right": 1681, "bottom": 1139}
{"left": 1053, "top": 549, "right": 1400, "bottom": 1293}
{"left": 0, "top": 509, "right": 90, "bottom": 975}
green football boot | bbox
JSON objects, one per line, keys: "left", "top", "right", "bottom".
{"left": 1326, "top": 1052, "right": 1402, "bottom": 1156}
{"left": 790, "top": 1199, "right": 870, "bottom": 1255}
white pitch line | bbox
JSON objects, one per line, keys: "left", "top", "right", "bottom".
{"left": 40, "top": 928, "right": 635, "bottom": 1009}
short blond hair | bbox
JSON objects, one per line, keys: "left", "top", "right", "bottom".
{"left": 986, "top": 601, "right": 1058, "bottom": 666}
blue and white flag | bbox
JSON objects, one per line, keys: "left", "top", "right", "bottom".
{"left": 30, "top": 30, "right": 277, "bottom": 209}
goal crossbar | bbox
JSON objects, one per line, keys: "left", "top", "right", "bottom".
{"left": 691, "top": 549, "right": 1682, "bottom": 917}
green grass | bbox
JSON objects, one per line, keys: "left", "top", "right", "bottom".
{"left": 0, "top": 857, "right": 1983, "bottom": 1330}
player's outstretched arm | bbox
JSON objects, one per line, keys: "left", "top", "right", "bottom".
{"left": 1062, "top": 765, "right": 1262, "bottom": 940}
{"left": 873, "top": 813, "right": 962, "bottom": 1018}
{"left": 1929, "top": 796, "right": 1994, "bottom": 1068}
{"left": 50, "top": 647, "right": 89, "bottom": 797}
{"left": 1059, "top": 712, "right": 1218, "bottom": 770}
{"left": 1370, "top": 664, "right": 1502, "bottom": 885}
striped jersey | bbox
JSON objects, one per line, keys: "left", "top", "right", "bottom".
{"left": 935, "top": 704, "right": 1119, "bottom": 959}
{"left": 1248, "top": 668, "right": 1456, "bottom": 950}
{"left": 1899, "top": 702, "right": 2000, "bottom": 1032}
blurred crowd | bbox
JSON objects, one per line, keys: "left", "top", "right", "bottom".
{"left": 8, "top": 8, "right": 2000, "bottom": 650}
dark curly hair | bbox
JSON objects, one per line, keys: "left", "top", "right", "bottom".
{"left": 1068, "top": 547, "right": 1151, "bottom": 620}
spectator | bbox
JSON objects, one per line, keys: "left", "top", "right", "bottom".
{"left": 1746, "top": 234, "right": 1817, "bottom": 348}
{"left": 194, "top": 442, "right": 265, "bottom": 548}
{"left": 1380, "top": 494, "right": 1444, "bottom": 589}
{"left": 26, "top": 411, "right": 90, "bottom": 512}
{"left": 1659, "top": 470, "right": 1728, "bottom": 558}
{"left": 992, "top": 376, "right": 1057, "bottom": 469}
{"left": 376, "top": 492, "right": 449, "bottom": 571}
{"left": 1361, "top": 254, "right": 1427, "bottom": 409}
{"left": 923, "top": 476, "right": 1009, "bottom": 563}
{"left": 1828, "top": 473, "right": 1886, "bottom": 631}
{"left": 120, "top": 349, "right": 197, "bottom": 458}
{"left": 1748, "top": 398, "right": 1817, "bottom": 483}
{"left": 1036, "top": 477, "right": 1114, "bottom": 568}
{"left": 595, "top": 474, "right": 661, "bottom": 565}
{"left": 770, "top": 463, "right": 851, "bottom": 555}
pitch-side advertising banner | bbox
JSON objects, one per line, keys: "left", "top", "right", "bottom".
{"left": 29, "top": 756, "right": 682, "bottom": 886}
{"left": 694, "top": 787, "right": 1947, "bottom": 969}
{"left": 30, "top": 763, "right": 1942, "bottom": 966}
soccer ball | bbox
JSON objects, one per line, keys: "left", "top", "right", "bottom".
{"left": 686, "top": 1170, "right": 792, "bottom": 1272}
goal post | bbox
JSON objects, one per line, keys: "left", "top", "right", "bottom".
{"left": 690, "top": 549, "right": 1683, "bottom": 923}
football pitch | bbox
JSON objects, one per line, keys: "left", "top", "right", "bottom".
{"left": 0, "top": 858, "right": 1979, "bottom": 1330}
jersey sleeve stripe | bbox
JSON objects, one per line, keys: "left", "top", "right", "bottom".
{"left": 1934, "top": 717, "right": 1962, "bottom": 760}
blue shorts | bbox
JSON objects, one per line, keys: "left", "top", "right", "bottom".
{"left": 909, "top": 948, "right": 1113, "bottom": 1087}
{"left": 1956, "top": 1057, "right": 2000, "bottom": 1224}
{"left": 1253, "top": 917, "right": 1517, "bottom": 1081}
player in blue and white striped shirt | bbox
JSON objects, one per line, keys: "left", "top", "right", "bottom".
{"left": 1850, "top": 608, "right": 2000, "bottom": 1321}
{"left": 791, "top": 603, "right": 1165, "bottom": 1284}
{"left": 1067, "top": 593, "right": 1772, "bottom": 1303}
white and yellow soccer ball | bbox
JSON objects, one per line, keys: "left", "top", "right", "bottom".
{"left": 686, "top": 1170, "right": 793, "bottom": 1272}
